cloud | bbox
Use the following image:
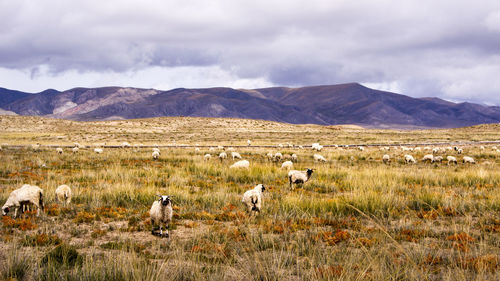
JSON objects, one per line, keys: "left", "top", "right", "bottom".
{"left": 1, "top": 0, "right": 500, "bottom": 105}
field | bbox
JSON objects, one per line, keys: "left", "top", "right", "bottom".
{"left": 0, "top": 116, "right": 499, "bottom": 280}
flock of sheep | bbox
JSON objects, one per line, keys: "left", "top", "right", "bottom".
{"left": 1, "top": 141, "right": 497, "bottom": 238}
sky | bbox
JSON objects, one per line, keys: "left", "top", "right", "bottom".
{"left": 1, "top": 0, "right": 500, "bottom": 105}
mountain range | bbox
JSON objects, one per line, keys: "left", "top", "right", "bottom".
{"left": 1, "top": 83, "right": 499, "bottom": 128}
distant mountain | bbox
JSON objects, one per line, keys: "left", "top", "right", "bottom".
{"left": 1, "top": 83, "right": 499, "bottom": 128}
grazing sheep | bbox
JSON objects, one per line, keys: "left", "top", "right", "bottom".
{"left": 227, "top": 147, "right": 235, "bottom": 151}
{"left": 266, "top": 152, "right": 274, "bottom": 161}
{"left": 204, "top": 154, "right": 211, "bottom": 161}
{"left": 2, "top": 184, "right": 44, "bottom": 217}
{"left": 55, "top": 185, "right": 72, "bottom": 205}
{"left": 313, "top": 154, "right": 327, "bottom": 162}
{"left": 56, "top": 147, "right": 63, "bottom": 154}
{"left": 281, "top": 160, "right": 294, "bottom": 170}
{"left": 298, "top": 145, "right": 304, "bottom": 149}
{"left": 358, "top": 146, "right": 365, "bottom": 151}
{"left": 414, "top": 147, "right": 421, "bottom": 151}
{"left": 457, "top": 148, "right": 463, "bottom": 154}
{"left": 72, "top": 147, "right": 79, "bottom": 153}
{"left": 247, "top": 140, "right": 252, "bottom": 146}
{"left": 94, "top": 148, "right": 103, "bottom": 154}
{"left": 404, "top": 155, "right": 416, "bottom": 164}
{"left": 382, "top": 154, "right": 391, "bottom": 164}
{"left": 195, "top": 147, "right": 200, "bottom": 152}
{"left": 424, "top": 146, "right": 431, "bottom": 151}
{"left": 231, "top": 152, "right": 242, "bottom": 160}
{"left": 230, "top": 160, "right": 250, "bottom": 169}
{"left": 209, "top": 147, "right": 215, "bottom": 152}
{"left": 152, "top": 147, "right": 160, "bottom": 154}
{"left": 274, "top": 152, "right": 282, "bottom": 161}
{"left": 217, "top": 145, "right": 224, "bottom": 150}
{"left": 291, "top": 154, "right": 298, "bottom": 162}
{"left": 121, "top": 142, "right": 131, "bottom": 148}
{"left": 242, "top": 184, "right": 266, "bottom": 214}
{"left": 149, "top": 195, "right": 173, "bottom": 238}
{"left": 463, "top": 156, "right": 475, "bottom": 164}
{"left": 446, "top": 146, "right": 453, "bottom": 151}
{"left": 152, "top": 151, "right": 160, "bottom": 160}
{"left": 432, "top": 148, "right": 440, "bottom": 154}
{"left": 312, "top": 143, "right": 323, "bottom": 151}
{"left": 447, "top": 156, "right": 458, "bottom": 165}
{"left": 288, "top": 168, "right": 314, "bottom": 190}
{"left": 219, "top": 152, "right": 227, "bottom": 161}
{"left": 432, "top": 156, "right": 443, "bottom": 163}
{"left": 422, "top": 154, "right": 434, "bottom": 163}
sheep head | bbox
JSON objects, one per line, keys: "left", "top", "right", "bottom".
{"left": 157, "top": 195, "right": 171, "bottom": 206}
{"left": 255, "top": 184, "right": 265, "bottom": 192}
{"left": 2, "top": 206, "right": 9, "bottom": 215}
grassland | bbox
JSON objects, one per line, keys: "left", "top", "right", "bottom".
{"left": 0, "top": 116, "right": 499, "bottom": 280}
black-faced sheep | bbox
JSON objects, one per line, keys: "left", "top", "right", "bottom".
{"left": 150, "top": 195, "right": 173, "bottom": 238}
{"left": 288, "top": 168, "right": 314, "bottom": 190}
{"left": 55, "top": 184, "right": 72, "bottom": 205}
{"left": 242, "top": 184, "right": 265, "bottom": 214}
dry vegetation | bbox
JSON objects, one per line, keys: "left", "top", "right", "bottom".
{"left": 0, "top": 115, "right": 499, "bottom": 280}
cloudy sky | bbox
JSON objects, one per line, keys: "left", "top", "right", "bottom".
{"left": 1, "top": 0, "right": 500, "bottom": 105}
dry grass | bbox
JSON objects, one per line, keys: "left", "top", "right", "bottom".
{"left": 0, "top": 115, "right": 499, "bottom": 280}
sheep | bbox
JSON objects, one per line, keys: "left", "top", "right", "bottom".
{"left": 230, "top": 160, "right": 250, "bottom": 169}
{"left": 94, "top": 148, "right": 103, "bottom": 154}
{"left": 358, "top": 146, "right": 365, "bottom": 151}
{"left": 382, "top": 154, "right": 391, "bottom": 164}
{"left": 432, "top": 148, "right": 440, "bottom": 154}
{"left": 152, "top": 151, "right": 160, "bottom": 160}
{"left": 457, "top": 148, "right": 463, "bottom": 154}
{"left": 422, "top": 154, "right": 434, "bottom": 163}
{"left": 432, "top": 156, "right": 443, "bottom": 163}
{"left": 311, "top": 143, "right": 323, "bottom": 151}
{"left": 2, "top": 184, "right": 44, "bottom": 217}
{"left": 281, "top": 160, "right": 294, "bottom": 170}
{"left": 204, "top": 154, "right": 211, "bottom": 161}
{"left": 149, "top": 195, "right": 173, "bottom": 237}
{"left": 56, "top": 147, "right": 63, "bottom": 154}
{"left": 313, "top": 154, "right": 327, "bottom": 162}
{"left": 424, "top": 146, "right": 431, "bottom": 151}
{"left": 72, "top": 147, "right": 79, "bottom": 153}
{"left": 480, "top": 146, "right": 485, "bottom": 150}
{"left": 298, "top": 145, "right": 304, "bottom": 149}
{"left": 195, "top": 147, "right": 200, "bottom": 152}
{"left": 219, "top": 152, "right": 227, "bottom": 161}
{"left": 414, "top": 147, "right": 421, "bottom": 152}
{"left": 227, "top": 147, "right": 235, "bottom": 151}
{"left": 242, "top": 184, "right": 266, "bottom": 214}
{"left": 446, "top": 146, "right": 453, "bottom": 151}
{"left": 55, "top": 184, "right": 72, "bottom": 205}
{"left": 121, "top": 142, "right": 131, "bottom": 148}
{"left": 291, "top": 154, "right": 298, "bottom": 162}
{"left": 231, "top": 152, "right": 242, "bottom": 160}
{"left": 247, "top": 139, "right": 252, "bottom": 146}
{"left": 209, "top": 147, "right": 215, "bottom": 152}
{"left": 217, "top": 145, "right": 224, "bottom": 150}
{"left": 266, "top": 152, "right": 274, "bottom": 161}
{"left": 404, "top": 155, "right": 416, "bottom": 164}
{"left": 288, "top": 168, "right": 314, "bottom": 190}
{"left": 447, "top": 156, "right": 458, "bottom": 165}
{"left": 274, "top": 152, "right": 282, "bottom": 161}
{"left": 463, "top": 156, "right": 475, "bottom": 164}
{"left": 278, "top": 143, "right": 284, "bottom": 148}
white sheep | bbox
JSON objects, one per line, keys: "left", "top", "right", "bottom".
{"left": 152, "top": 147, "right": 160, "bottom": 153}
{"left": 32, "top": 143, "right": 40, "bottom": 151}
{"left": 414, "top": 147, "right": 421, "bottom": 152}
{"left": 152, "top": 151, "right": 160, "bottom": 160}
{"left": 424, "top": 146, "right": 431, "bottom": 151}
{"left": 247, "top": 139, "right": 252, "bottom": 146}
{"left": 298, "top": 145, "right": 304, "bottom": 149}
{"left": 404, "top": 155, "right": 416, "bottom": 164}
{"left": 382, "top": 154, "right": 391, "bottom": 164}
{"left": 480, "top": 146, "right": 485, "bottom": 150}
{"left": 72, "top": 147, "right": 79, "bottom": 153}
{"left": 56, "top": 147, "right": 63, "bottom": 154}
{"left": 204, "top": 154, "right": 211, "bottom": 161}
{"left": 150, "top": 195, "right": 173, "bottom": 238}
{"left": 432, "top": 148, "right": 440, "bottom": 154}
{"left": 2, "top": 184, "right": 44, "bottom": 217}
{"left": 217, "top": 145, "right": 224, "bottom": 150}
{"left": 266, "top": 152, "right": 274, "bottom": 161}
{"left": 432, "top": 156, "right": 443, "bottom": 163}
{"left": 313, "top": 154, "right": 327, "bottom": 162}
{"left": 358, "top": 146, "right": 365, "bottom": 151}
{"left": 274, "top": 152, "right": 282, "bottom": 161}
{"left": 288, "top": 168, "right": 314, "bottom": 190}
{"left": 209, "top": 147, "right": 215, "bottom": 152}
{"left": 463, "top": 156, "right": 475, "bottom": 164}
{"left": 281, "top": 160, "right": 294, "bottom": 170}
{"left": 195, "top": 147, "right": 200, "bottom": 152}
{"left": 55, "top": 184, "right": 72, "bottom": 205}
{"left": 422, "top": 154, "right": 434, "bottom": 162}
{"left": 241, "top": 184, "right": 265, "bottom": 214}
{"left": 121, "top": 142, "right": 131, "bottom": 148}
{"left": 447, "top": 156, "right": 458, "bottom": 165}
{"left": 219, "top": 152, "right": 227, "bottom": 161}
{"left": 291, "top": 154, "right": 298, "bottom": 162}
{"left": 230, "top": 160, "right": 250, "bottom": 169}
{"left": 312, "top": 143, "right": 323, "bottom": 151}
{"left": 94, "top": 148, "right": 103, "bottom": 154}
{"left": 457, "top": 148, "right": 463, "bottom": 154}
{"left": 227, "top": 147, "right": 235, "bottom": 151}
{"left": 231, "top": 152, "right": 242, "bottom": 160}
{"left": 278, "top": 143, "right": 284, "bottom": 148}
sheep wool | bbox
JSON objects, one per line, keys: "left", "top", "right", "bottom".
{"left": 72, "top": 147, "right": 79, "bottom": 153}
{"left": 2, "top": 184, "right": 44, "bottom": 217}
{"left": 204, "top": 154, "right": 211, "bottom": 161}
{"left": 281, "top": 160, "right": 294, "bottom": 170}
{"left": 56, "top": 147, "right": 63, "bottom": 154}
{"left": 231, "top": 152, "right": 242, "bottom": 160}
{"left": 150, "top": 195, "right": 173, "bottom": 237}
{"left": 313, "top": 154, "right": 327, "bottom": 162}
{"left": 230, "top": 160, "right": 250, "bottom": 169}
{"left": 242, "top": 184, "right": 266, "bottom": 214}
{"left": 404, "top": 155, "right": 416, "bottom": 164}
{"left": 432, "top": 156, "right": 443, "bottom": 163}
{"left": 55, "top": 184, "right": 72, "bottom": 204}
{"left": 463, "top": 156, "right": 475, "bottom": 164}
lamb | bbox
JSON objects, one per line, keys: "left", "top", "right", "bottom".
{"left": 288, "top": 168, "right": 314, "bottom": 190}
{"left": 382, "top": 154, "right": 391, "bottom": 164}
{"left": 447, "top": 156, "right": 458, "bottom": 165}
{"left": 291, "top": 154, "right": 298, "bottom": 162}
{"left": 94, "top": 148, "right": 103, "bottom": 154}
{"left": 404, "top": 155, "right": 416, "bottom": 164}
{"left": 281, "top": 160, "right": 294, "bottom": 170}
{"left": 313, "top": 154, "right": 327, "bottom": 162}
{"left": 149, "top": 195, "right": 173, "bottom": 238}
{"left": 241, "top": 184, "right": 265, "bottom": 214}
{"left": 204, "top": 154, "right": 211, "bottom": 161}
{"left": 230, "top": 160, "right": 250, "bottom": 169}
{"left": 55, "top": 184, "right": 72, "bottom": 205}
{"left": 219, "top": 152, "right": 227, "bottom": 161}
{"left": 152, "top": 151, "right": 160, "bottom": 160}
{"left": 463, "top": 156, "right": 475, "bottom": 164}
{"left": 422, "top": 154, "right": 434, "bottom": 163}
{"left": 56, "top": 147, "right": 63, "bottom": 154}
{"left": 2, "top": 184, "right": 44, "bottom": 217}
{"left": 231, "top": 152, "right": 242, "bottom": 160}
{"left": 72, "top": 147, "right": 79, "bottom": 153}
{"left": 432, "top": 156, "right": 443, "bottom": 163}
